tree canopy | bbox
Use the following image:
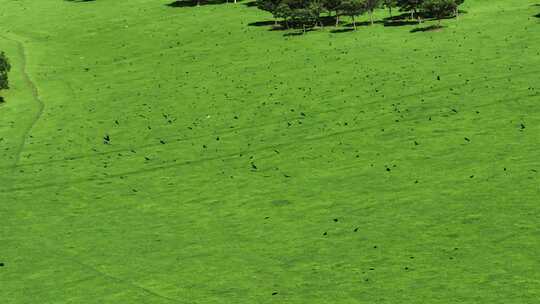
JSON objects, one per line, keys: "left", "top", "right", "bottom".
{"left": 0, "top": 52, "right": 11, "bottom": 91}
{"left": 254, "top": 0, "right": 465, "bottom": 32}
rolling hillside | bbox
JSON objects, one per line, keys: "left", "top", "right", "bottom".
{"left": 1, "top": 0, "right": 539, "bottom": 303}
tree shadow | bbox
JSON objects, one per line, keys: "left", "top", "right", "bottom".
{"left": 382, "top": 9, "right": 467, "bottom": 25}
{"left": 343, "top": 20, "right": 384, "bottom": 27}
{"left": 383, "top": 12, "right": 413, "bottom": 21}
{"left": 283, "top": 32, "right": 306, "bottom": 37}
{"left": 248, "top": 20, "right": 277, "bottom": 27}
{"left": 249, "top": 16, "right": 338, "bottom": 32}
{"left": 283, "top": 29, "right": 316, "bottom": 36}
{"left": 330, "top": 28, "right": 355, "bottom": 33}
{"left": 166, "top": 0, "right": 243, "bottom": 7}
{"left": 383, "top": 20, "right": 418, "bottom": 26}
{"left": 410, "top": 24, "right": 443, "bottom": 33}
{"left": 243, "top": 1, "right": 257, "bottom": 7}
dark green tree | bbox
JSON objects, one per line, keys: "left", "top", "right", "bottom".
{"left": 323, "top": 0, "right": 343, "bottom": 26}
{"left": 309, "top": 0, "right": 326, "bottom": 27}
{"left": 276, "top": 2, "right": 293, "bottom": 28}
{"left": 339, "top": 0, "right": 366, "bottom": 30}
{"left": 256, "top": 0, "right": 284, "bottom": 25}
{"left": 276, "top": 0, "right": 320, "bottom": 32}
{"left": 397, "top": 0, "right": 424, "bottom": 21}
{"left": 0, "top": 52, "right": 11, "bottom": 91}
{"left": 364, "top": 0, "right": 381, "bottom": 25}
{"left": 421, "top": 0, "right": 457, "bottom": 25}
{"left": 383, "top": 0, "right": 398, "bottom": 17}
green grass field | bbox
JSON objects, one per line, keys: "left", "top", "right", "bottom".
{"left": 1, "top": 0, "right": 539, "bottom": 302}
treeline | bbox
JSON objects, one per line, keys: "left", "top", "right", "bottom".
{"left": 255, "top": 0, "right": 464, "bottom": 32}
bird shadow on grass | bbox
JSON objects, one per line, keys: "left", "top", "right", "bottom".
{"left": 410, "top": 24, "right": 444, "bottom": 33}
{"left": 166, "top": 0, "right": 243, "bottom": 7}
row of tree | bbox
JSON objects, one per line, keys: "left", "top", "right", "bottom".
{"left": 255, "top": 0, "right": 464, "bottom": 32}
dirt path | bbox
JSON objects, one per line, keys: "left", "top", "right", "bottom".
{"left": 1, "top": 34, "right": 45, "bottom": 170}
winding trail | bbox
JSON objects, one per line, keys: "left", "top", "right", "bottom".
{"left": 1, "top": 34, "right": 45, "bottom": 170}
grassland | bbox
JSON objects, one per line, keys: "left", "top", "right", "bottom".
{"left": 1, "top": 0, "right": 539, "bottom": 303}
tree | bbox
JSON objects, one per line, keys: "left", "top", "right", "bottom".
{"left": 339, "top": 0, "right": 366, "bottom": 30}
{"left": 383, "top": 0, "right": 397, "bottom": 17}
{"left": 397, "top": 0, "right": 424, "bottom": 22}
{"left": 0, "top": 52, "right": 11, "bottom": 91}
{"left": 421, "top": 0, "right": 457, "bottom": 25}
{"left": 364, "top": 0, "right": 381, "bottom": 25}
{"left": 454, "top": 0, "right": 464, "bottom": 20}
{"left": 323, "top": 0, "right": 344, "bottom": 26}
{"left": 276, "top": 2, "right": 293, "bottom": 28}
{"left": 309, "top": 0, "right": 326, "bottom": 27}
{"left": 274, "top": 0, "right": 320, "bottom": 33}
{"left": 290, "top": 8, "right": 318, "bottom": 33}
{"left": 256, "top": 0, "right": 284, "bottom": 25}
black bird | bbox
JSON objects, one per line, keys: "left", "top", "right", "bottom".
{"left": 464, "top": 137, "right": 470, "bottom": 142}
{"left": 251, "top": 163, "right": 258, "bottom": 170}
{"left": 103, "top": 135, "right": 110, "bottom": 144}
{"left": 520, "top": 123, "right": 526, "bottom": 130}
{"left": 160, "top": 140, "right": 166, "bottom": 144}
